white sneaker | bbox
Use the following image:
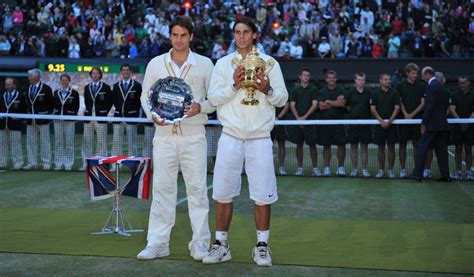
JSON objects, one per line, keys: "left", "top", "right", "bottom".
{"left": 336, "top": 167, "right": 346, "bottom": 176}
{"left": 362, "top": 169, "right": 371, "bottom": 178}
{"left": 350, "top": 169, "right": 358, "bottom": 177}
{"left": 54, "top": 165, "right": 62, "bottom": 171}
{"left": 423, "top": 169, "right": 432, "bottom": 179}
{"left": 323, "top": 167, "right": 331, "bottom": 176}
{"left": 202, "top": 241, "right": 232, "bottom": 264}
{"left": 278, "top": 167, "right": 287, "bottom": 176}
{"left": 465, "top": 171, "right": 473, "bottom": 181}
{"left": 65, "top": 166, "right": 72, "bottom": 171}
{"left": 452, "top": 171, "right": 463, "bottom": 181}
{"left": 137, "top": 245, "right": 170, "bottom": 260}
{"left": 42, "top": 164, "right": 51, "bottom": 170}
{"left": 375, "top": 169, "right": 384, "bottom": 178}
{"left": 387, "top": 169, "right": 396, "bottom": 179}
{"left": 294, "top": 167, "right": 304, "bottom": 176}
{"left": 312, "top": 167, "right": 322, "bottom": 176}
{"left": 23, "top": 164, "right": 37, "bottom": 170}
{"left": 189, "top": 240, "right": 209, "bottom": 261}
{"left": 252, "top": 242, "right": 272, "bottom": 267}
{"left": 79, "top": 164, "right": 87, "bottom": 171}
{"left": 399, "top": 169, "right": 408, "bottom": 178}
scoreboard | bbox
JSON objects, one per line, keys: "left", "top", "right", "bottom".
{"left": 39, "top": 62, "right": 145, "bottom": 74}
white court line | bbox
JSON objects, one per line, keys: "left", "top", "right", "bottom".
{"left": 176, "top": 184, "right": 213, "bottom": 206}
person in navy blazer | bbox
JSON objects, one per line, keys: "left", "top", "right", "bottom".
{"left": 0, "top": 77, "right": 27, "bottom": 169}
{"left": 52, "top": 74, "right": 80, "bottom": 171}
{"left": 24, "top": 69, "right": 54, "bottom": 170}
{"left": 412, "top": 66, "right": 451, "bottom": 181}
{"left": 111, "top": 64, "right": 142, "bottom": 158}
{"left": 80, "top": 67, "right": 113, "bottom": 171}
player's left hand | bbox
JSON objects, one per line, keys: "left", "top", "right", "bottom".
{"left": 255, "top": 71, "right": 270, "bottom": 94}
{"left": 184, "top": 102, "right": 201, "bottom": 117}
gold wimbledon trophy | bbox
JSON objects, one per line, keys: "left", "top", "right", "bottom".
{"left": 232, "top": 46, "right": 275, "bottom": 106}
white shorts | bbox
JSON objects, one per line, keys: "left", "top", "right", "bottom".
{"left": 212, "top": 133, "right": 278, "bottom": 205}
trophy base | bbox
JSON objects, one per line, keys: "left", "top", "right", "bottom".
{"left": 241, "top": 98, "right": 259, "bottom": 106}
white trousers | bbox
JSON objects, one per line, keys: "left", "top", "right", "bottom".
{"left": 0, "top": 129, "right": 23, "bottom": 168}
{"left": 54, "top": 120, "right": 75, "bottom": 169}
{"left": 147, "top": 133, "right": 210, "bottom": 247}
{"left": 26, "top": 123, "right": 51, "bottom": 167}
{"left": 82, "top": 122, "right": 108, "bottom": 165}
{"left": 112, "top": 123, "right": 138, "bottom": 157}
{"left": 142, "top": 125, "right": 154, "bottom": 159}
{"left": 212, "top": 133, "right": 278, "bottom": 205}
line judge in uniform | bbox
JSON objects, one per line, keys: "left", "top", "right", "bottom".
{"left": 111, "top": 64, "right": 142, "bottom": 161}
{"left": 24, "top": 69, "right": 54, "bottom": 170}
{"left": 0, "top": 77, "right": 27, "bottom": 170}
{"left": 80, "top": 66, "right": 113, "bottom": 171}
{"left": 52, "top": 74, "right": 79, "bottom": 171}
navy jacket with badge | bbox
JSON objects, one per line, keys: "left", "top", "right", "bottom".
{"left": 26, "top": 81, "right": 54, "bottom": 125}
{"left": 112, "top": 79, "right": 142, "bottom": 124}
{"left": 53, "top": 87, "right": 80, "bottom": 119}
{"left": 84, "top": 81, "right": 113, "bottom": 123}
{"left": 422, "top": 79, "right": 450, "bottom": 131}
{"left": 0, "top": 90, "right": 28, "bottom": 131}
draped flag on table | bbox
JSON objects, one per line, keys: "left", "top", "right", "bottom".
{"left": 86, "top": 156, "right": 151, "bottom": 201}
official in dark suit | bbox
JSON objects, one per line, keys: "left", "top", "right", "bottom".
{"left": 111, "top": 64, "right": 142, "bottom": 158}
{"left": 0, "top": 77, "right": 27, "bottom": 169}
{"left": 412, "top": 67, "right": 451, "bottom": 181}
{"left": 53, "top": 74, "right": 80, "bottom": 171}
{"left": 80, "top": 67, "right": 113, "bottom": 171}
{"left": 24, "top": 69, "right": 54, "bottom": 170}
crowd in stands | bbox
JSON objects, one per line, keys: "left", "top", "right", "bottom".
{"left": 0, "top": 0, "right": 473, "bottom": 59}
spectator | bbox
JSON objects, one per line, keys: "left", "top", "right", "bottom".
{"left": 2, "top": 8, "right": 13, "bottom": 34}
{"left": 346, "top": 34, "right": 360, "bottom": 58}
{"left": 360, "top": 37, "right": 373, "bottom": 57}
{"left": 128, "top": 41, "right": 137, "bottom": 58}
{"left": 329, "top": 31, "right": 344, "bottom": 58}
{"left": 360, "top": 6, "right": 375, "bottom": 27}
{"left": 317, "top": 36, "right": 331, "bottom": 58}
{"left": 212, "top": 37, "right": 226, "bottom": 59}
{"left": 68, "top": 36, "right": 80, "bottom": 58}
{"left": 12, "top": 6, "right": 23, "bottom": 25}
{"left": 387, "top": 32, "right": 401, "bottom": 58}
{"left": 138, "top": 36, "right": 151, "bottom": 58}
{"left": 0, "top": 35, "right": 11, "bottom": 55}
{"left": 290, "top": 39, "right": 303, "bottom": 59}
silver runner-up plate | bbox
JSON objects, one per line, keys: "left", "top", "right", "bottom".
{"left": 148, "top": 76, "right": 194, "bottom": 124}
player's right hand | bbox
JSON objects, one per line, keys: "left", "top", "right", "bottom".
{"left": 233, "top": 66, "right": 245, "bottom": 90}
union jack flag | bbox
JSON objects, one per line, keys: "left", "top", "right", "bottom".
{"left": 86, "top": 156, "right": 151, "bottom": 201}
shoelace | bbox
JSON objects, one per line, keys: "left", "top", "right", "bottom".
{"left": 208, "top": 245, "right": 222, "bottom": 256}
{"left": 257, "top": 246, "right": 268, "bottom": 258}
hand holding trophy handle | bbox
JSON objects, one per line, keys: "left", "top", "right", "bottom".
{"left": 232, "top": 65, "right": 245, "bottom": 91}
{"left": 254, "top": 71, "right": 270, "bottom": 94}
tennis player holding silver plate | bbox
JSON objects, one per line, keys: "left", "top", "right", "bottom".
{"left": 148, "top": 76, "right": 194, "bottom": 124}
{"left": 138, "top": 16, "right": 215, "bottom": 262}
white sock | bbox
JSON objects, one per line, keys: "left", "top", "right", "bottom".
{"left": 216, "top": 231, "right": 228, "bottom": 246}
{"left": 257, "top": 230, "right": 270, "bottom": 244}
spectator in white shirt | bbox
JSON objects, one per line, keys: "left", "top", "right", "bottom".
{"left": 318, "top": 37, "right": 331, "bottom": 58}
{"left": 290, "top": 39, "right": 303, "bottom": 59}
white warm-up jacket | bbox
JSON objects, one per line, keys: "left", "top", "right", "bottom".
{"left": 208, "top": 50, "right": 288, "bottom": 140}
